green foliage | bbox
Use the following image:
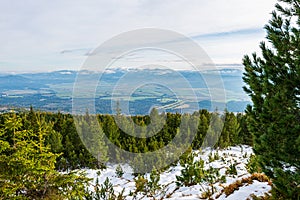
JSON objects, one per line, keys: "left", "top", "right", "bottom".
{"left": 0, "top": 114, "right": 90, "bottom": 199}
{"left": 246, "top": 154, "right": 262, "bottom": 174}
{"left": 147, "top": 168, "right": 161, "bottom": 195}
{"left": 176, "top": 151, "right": 224, "bottom": 197}
{"left": 176, "top": 152, "right": 206, "bottom": 186}
{"left": 134, "top": 175, "right": 148, "bottom": 193}
{"left": 220, "top": 175, "right": 227, "bottom": 183}
{"left": 76, "top": 113, "right": 108, "bottom": 168}
{"left": 115, "top": 165, "right": 124, "bottom": 178}
{"left": 217, "top": 110, "right": 241, "bottom": 148}
{"left": 203, "top": 112, "right": 223, "bottom": 147}
{"left": 0, "top": 107, "right": 253, "bottom": 174}
{"left": 178, "top": 146, "right": 193, "bottom": 166}
{"left": 204, "top": 166, "right": 220, "bottom": 194}
{"left": 85, "top": 177, "right": 125, "bottom": 200}
{"left": 236, "top": 113, "right": 253, "bottom": 145}
{"left": 208, "top": 151, "right": 220, "bottom": 162}
{"left": 46, "top": 129, "right": 63, "bottom": 153}
{"left": 98, "top": 178, "right": 115, "bottom": 200}
{"left": 226, "top": 163, "right": 238, "bottom": 176}
{"left": 243, "top": 0, "right": 300, "bottom": 198}
{"left": 192, "top": 111, "right": 209, "bottom": 149}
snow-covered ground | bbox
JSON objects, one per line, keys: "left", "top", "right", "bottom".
{"left": 83, "top": 145, "right": 271, "bottom": 199}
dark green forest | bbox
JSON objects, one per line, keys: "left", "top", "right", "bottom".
{"left": 0, "top": 108, "right": 251, "bottom": 171}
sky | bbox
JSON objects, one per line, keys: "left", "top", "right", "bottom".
{"left": 0, "top": 0, "right": 277, "bottom": 73}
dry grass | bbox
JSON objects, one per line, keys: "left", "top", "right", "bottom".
{"left": 218, "top": 173, "right": 272, "bottom": 197}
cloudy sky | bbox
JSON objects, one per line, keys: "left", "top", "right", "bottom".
{"left": 0, "top": 0, "right": 277, "bottom": 72}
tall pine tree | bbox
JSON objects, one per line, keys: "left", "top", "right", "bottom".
{"left": 243, "top": 0, "right": 300, "bottom": 198}
{"left": 0, "top": 114, "right": 90, "bottom": 199}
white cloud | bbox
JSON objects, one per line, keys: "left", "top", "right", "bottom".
{"left": 0, "top": 0, "right": 277, "bottom": 72}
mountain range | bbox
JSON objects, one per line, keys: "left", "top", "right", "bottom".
{"left": 0, "top": 68, "right": 251, "bottom": 114}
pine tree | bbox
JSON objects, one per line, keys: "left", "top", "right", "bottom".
{"left": 0, "top": 114, "right": 90, "bottom": 199}
{"left": 218, "top": 111, "right": 241, "bottom": 148}
{"left": 202, "top": 112, "right": 223, "bottom": 148}
{"left": 76, "top": 114, "right": 108, "bottom": 168}
{"left": 192, "top": 111, "right": 209, "bottom": 149}
{"left": 243, "top": 0, "right": 300, "bottom": 198}
{"left": 236, "top": 113, "right": 253, "bottom": 145}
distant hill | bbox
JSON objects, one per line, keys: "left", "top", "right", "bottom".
{"left": 0, "top": 68, "right": 251, "bottom": 114}
{"left": 0, "top": 75, "right": 41, "bottom": 90}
